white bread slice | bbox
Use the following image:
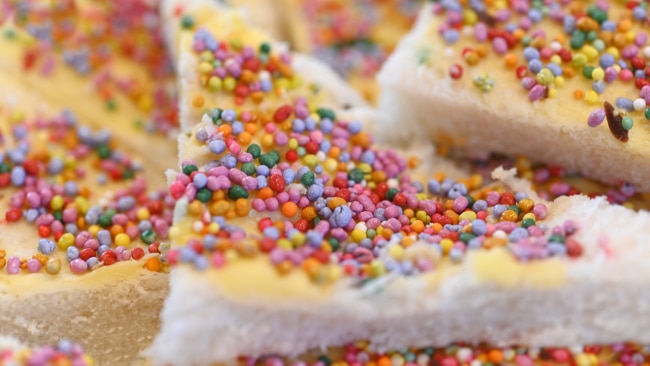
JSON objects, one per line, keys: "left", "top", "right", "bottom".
{"left": 377, "top": 3, "right": 650, "bottom": 191}
{"left": 0, "top": 62, "right": 169, "bottom": 365}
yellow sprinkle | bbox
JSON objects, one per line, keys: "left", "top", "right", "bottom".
{"left": 114, "top": 233, "right": 131, "bottom": 247}
{"left": 198, "top": 61, "right": 213, "bottom": 74}
{"left": 584, "top": 90, "right": 599, "bottom": 105}
{"left": 303, "top": 154, "right": 318, "bottom": 167}
{"left": 288, "top": 138, "right": 299, "bottom": 150}
{"left": 389, "top": 244, "right": 405, "bottom": 260}
{"left": 574, "top": 354, "right": 590, "bottom": 366}
{"left": 275, "top": 78, "right": 290, "bottom": 90}
{"left": 260, "top": 133, "right": 274, "bottom": 148}
{"left": 581, "top": 45, "right": 598, "bottom": 61}
{"left": 522, "top": 213, "right": 536, "bottom": 221}
{"left": 57, "top": 233, "right": 75, "bottom": 250}
{"left": 224, "top": 249, "right": 239, "bottom": 263}
{"left": 277, "top": 239, "right": 293, "bottom": 250}
{"left": 74, "top": 197, "right": 89, "bottom": 214}
{"left": 459, "top": 211, "right": 477, "bottom": 222}
{"left": 357, "top": 163, "right": 372, "bottom": 174}
{"left": 208, "top": 76, "right": 222, "bottom": 91}
{"left": 290, "top": 233, "right": 306, "bottom": 246}
{"left": 223, "top": 76, "right": 236, "bottom": 91}
{"left": 88, "top": 225, "right": 101, "bottom": 237}
{"left": 136, "top": 208, "right": 150, "bottom": 221}
{"left": 199, "top": 50, "right": 214, "bottom": 61}
{"left": 50, "top": 195, "right": 64, "bottom": 211}
{"left": 207, "top": 222, "right": 221, "bottom": 234}
{"left": 547, "top": 88, "right": 558, "bottom": 99}
{"left": 554, "top": 76, "right": 565, "bottom": 88}
{"left": 369, "top": 259, "right": 386, "bottom": 277}
{"left": 626, "top": 30, "right": 636, "bottom": 42}
{"left": 440, "top": 238, "right": 454, "bottom": 254}
{"left": 591, "top": 67, "right": 605, "bottom": 81}
{"left": 571, "top": 53, "right": 588, "bottom": 67}
{"left": 327, "top": 265, "right": 343, "bottom": 282}
{"left": 323, "top": 158, "right": 338, "bottom": 172}
{"left": 290, "top": 75, "right": 303, "bottom": 89}
{"left": 462, "top": 9, "right": 478, "bottom": 25}
{"left": 549, "top": 54, "right": 562, "bottom": 65}
{"left": 350, "top": 229, "right": 367, "bottom": 242}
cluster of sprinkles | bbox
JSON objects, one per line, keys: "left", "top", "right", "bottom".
{"left": 3, "top": 0, "right": 178, "bottom": 134}
{"left": 164, "top": 25, "right": 589, "bottom": 283}
{"left": 299, "top": 0, "right": 422, "bottom": 100}
{"left": 0, "top": 338, "right": 94, "bottom": 366}
{"left": 242, "top": 341, "right": 650, "bottom": 366}
{"left": 431, "top": 0, "right": 650, "bottom": 142}
{"left": 465, "top": 154, "right": 646, "bottom": 209}
{"left": 189, "top": 24, "right": 304, "bottom": 108}
{"left": 0, "top": 111, "right": 173, "bottom": 275}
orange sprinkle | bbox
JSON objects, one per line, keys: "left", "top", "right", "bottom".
{"left": 618, "top": 18, "right": 632, "bottom": 32}
{"left": 328, "top": 146, "right": 341, "bottom": 159}
{"left": 504, "top": 53, "right": 518, "bottom": 68}
{"left": 257, "top": 187, "right": 274, "bottom": 200}
{"left": 573, "top": 90, "right": 585, "bottom": 100}
{"left": 217, "top": 124, "right": 232, "bottom": 138}
{"left": 144, "top": 257, "right": 161, "bottom": 272}
{"left": 281, "top": 201, "right": 299, "bottom": 217}
{"left": 245, "top": 122, "right": 257, "bottom": 134}
{"left": 301, "top": 206, "right": 318, "bottom": 221}
{"left": 327, "top": 197, "right": 347, "bottom": 209}
{"left": 488, "top": 349, "right": 504, "bottom": 363}
{"left": 192, "top": 94, "right": 205, "bottom": 109}
{"left": 234, "top": 198, "right": 250, "bottom": 217}
{"left": 376, "top": 356, "right": 392, "bottom": 366}
{"left": 238, "top": 131, "right": 252, "bottom": 145}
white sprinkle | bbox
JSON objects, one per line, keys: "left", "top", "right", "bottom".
{"left": 634, "top": 98, "right": 646, "bottom": 111}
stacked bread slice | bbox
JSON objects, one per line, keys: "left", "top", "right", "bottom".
{"left": 146, "top": 1, "right": 650, "bottom": 365}
{"left": 377, "top": 1, "right": 650, "bottom": 191}
{"left": 0, "top": 2, "right": 179, "bottom": 364}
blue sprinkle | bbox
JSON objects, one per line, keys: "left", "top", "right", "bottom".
{"left": 319, "top": 118, "right": 334, "bottom": 134}
{"left": 66, "top": 246, "right": 80, "bottom": 262}
{"left": 523, "top": 47, "right": 540, "bottom": 61}
{"left": 314, "top": 165, "right": 323, "bottom": 174}
{"left": 348, "top": 121, "right": 362, "bottom": 134}
{"left": 449, "top": 248, "right": 464, "bottom": 263}
{"left": 548, "top": 243, "right": 567, "bottom": 256}
{"left": 97, "top": 245, "right": 111, "bottom": 255}
{"left": 319, "top": 206, "right": 332, "bottom": 219}
{"left": 443, "top": 29, "right": 459, "bottom": 44}
{"left": 263, "top": 227, "right": 280, "bottom": 240}
{"left": 360, "top": 150, "right": 375, "bottom": 165}
{"left": 48, "top": 158, "right": 64, "bottom": 175}
{"left": 509, "top": 227, "right": 529, "bottom": 242}
{"left": 10, "top": 166, "right": 26, "bottom": 186}
{"left": 307, "top": 184, "right": 324, "bottom": 201}
{"left": 38, "top": 238, "right": 56, "bottom": 254}
{"left": 209, "top": 139, "right": 226, "bottom": 154}
{"left": 467, "top": 237, "right": 482, "bottom": 250}
{"left": 179, "top": 247, "right": 198, "bottom": 263}
{"left": 24, "top": 209, "right": 39, "bottom": 223}
{"left": 220, "top": 154, "right": 237, "bottom": 168}
{"left": 97, "top": 230, "right": 112, "bottom": 246}
{"left": 527, "top": 8, "right": 543, "bottom": 23}
{"left": 195, "top": 128, "right": 209, "bottom": 143}
{"left": 563, "top": 15, "right": 576, "bottom": 33}
{"left": 117, "top": 196, "right": 136, "bottom": 211}
{"left": 193, "top": 173, "right": 208, "bottom": 189}
{"left": 493, "top": 204, "right": 508, "bottom": 218}
{"left": 138, "top": 220, "right": 152, "bottom": 232}
{"left": 339, "top": 152, "right": 350, "bottom": 163}
{"left": 636, "top": 69, "right": 646, "bottom": 79}
{"left": 599, "top": 53, "right": 615, "bottom": 69}
{"left": 634, "top": 6, "right": 646, "bottom": 21}
{"left": 528, "top": 59, "right": 543, "bottom": 74}
{"left": 292, "top": 119, "right": 306, "bottom": 133}
{"left": 472, "top": 199, "right": 488, "bottom": 211}
{"left": 256, "top": 165, "right": 270, "bottom": 176}
{"left": 282, "top": 169, "right": 296, "bottom": 184}
{"left": 231, "top": 121, "right": 244, "bottom": 135}
{"left": 515, "top": 192, "right": 528, "bottom": 202}
{"left": 256, "top": 176, "right": 268, "bottom": 189}
{"left": 427, "top": 179, "right": 441, "bottom": 194}
{"left": 306, "top": 231, "right": 323, "bottom": 246}
{"left": 221, "top": 109, "right": 236, "bottom": 122}
{"left": 86, "top": 257, "right": 100, "bottom": 270}
{"left": 615, "top": 97, "right": 634, "bottom": 112}
{"left": 194, "top": 256, "right": 209, "bottom": 270}
{"left": 471, "top": 219, "right": 487, "bottom": 236}
{"left": 319, "top": 140, "right": 331, "bottom": 153}
{"left": 305, "top": 117, "right": 317, "bottom": 131}
{"left": 601, "top": 20, "right": 616, "bottom": 32}
{"left": 546, "top": 63, "right": 563, "bottom": 76}
{"left": 65, "top": 223, "right": 78, "bottom": 235}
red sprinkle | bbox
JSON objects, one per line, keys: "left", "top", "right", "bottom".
{"left": 273, "top": 105, "right": 293, "bottom": 123}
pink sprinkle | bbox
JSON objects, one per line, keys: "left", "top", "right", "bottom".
{"left": 211, "top": 252, "right": 226, "bottom": 268}
{"left": 587, "top": 108, "right": 606, "bottom": 127}
{"left": 265, "top": 197, "right": 279, "bottom": 211}
{"left": 532, "top": 203, "right": 548, "bottom": 220}
{"left": 6, "top": 256, "right": 20, "bottom": 274}
{"left": 26, "top": 258, "right": 42, "bottom": 273}
{"left": 492, "top": 37, "right": 508, "bottom": 54}
{"left": 549, "top": 182, "right": 570, "bottom": 196}
{"left": 473, "top": 22, "right": 488, "bottom": 42}
{"left": 528, "top": 84, "right": 547, "bottom": 102}
{"left": 539, "top": 47, "right": 553, "bottom": 60}
{"left": 252, "top": 198, "right": 266, "bottom": 212}
{"left": 620, "top": 69, "right": 634, "bottom": 82}
{"left": 69, "top": 259, "right": 88, "bottom": 274}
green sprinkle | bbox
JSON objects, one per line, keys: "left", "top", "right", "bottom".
{"left": 644, "top": 108, "right": 650, "bottom": 120}
{"left": 300, "top": 171, "right": 315, "bottom": 186}
{"left": 548, "top": 234, "right": 566, "bottom": 244}
{"left": 570, "top": 30, "right": 586, "bottom": 50}
{"left": 246, "top": 144, "right": 261, "bottom": 158}
{"left": 328, "top": 238, "right": 339, "bottom": 251}
{"left": 386, "top": 188, "right": 399, "bottom": 201}
{"left": 296, "top": 146, "right": 306, "bottom": 157}
{"left": 622, "top": 116, "right": 634, "bottom": 131}
{"left": 241, "top": 162, "right": 256, "bottom": 176}
{"left": 587, "top": 5, "right": 607, "bottom": 23}
{"left": 140, "top": 229, "right": 157, "bottom": 244}
{"left": 348, "top": 168, "right": 364, "bottom": 183}
{"left": 121, "top": 169, "right": 134, "bottom": 180}
{"left": 228, "top": 185, "right": 249, "bottom": 200}
{"left": 180, "top": 15, "right": 195, "bottom": 29}
{"left": 586, "top": 30, "right": 598, "bottom": 42}
{"left": 269, "top": 150, "right": 280, "bottom": 164}
{"left": 96, "top": 145, "right": 111, "bottom": 160}
{"left": 460, "top": 233, "right": 476, "bottom": 244}
{"left": 98, "top": 209, "right": 116, "bottom": 228}
{"left": 259, "top": 153, "right": 275, "bottom": 168}
{"left": 0, "top": 163, "right": 10, "bottom": 173}
{"left": 259, "top": 42, "right": 271, "bottom": 54}
{"left": 582, "top": 65, "right": 595, "bottom": 79}
{"left": 316, "top": 108, "right": 336, "bottom": 120}
{"left": 508, "top": 205, "right": 520, "bottom": 216}
{"left": 522, "top": 218, "right": 536, "bottom": 228}
{"left": 53, "top": 210, "right": 63, "bottom": 222}
{"left": 106, "top": 99, "right": 117, "bottom": 111}
{"left": 196, "top": 188, "right": 213, "bottom": 203}
{"left": 182, "top": 164, "right": 198, "bottom": 175}
{"left": 366, "top": 229, "right": 376, "bottom": 239}
{"left": 209, "top": 108, "right": 223, "bottom": 124}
